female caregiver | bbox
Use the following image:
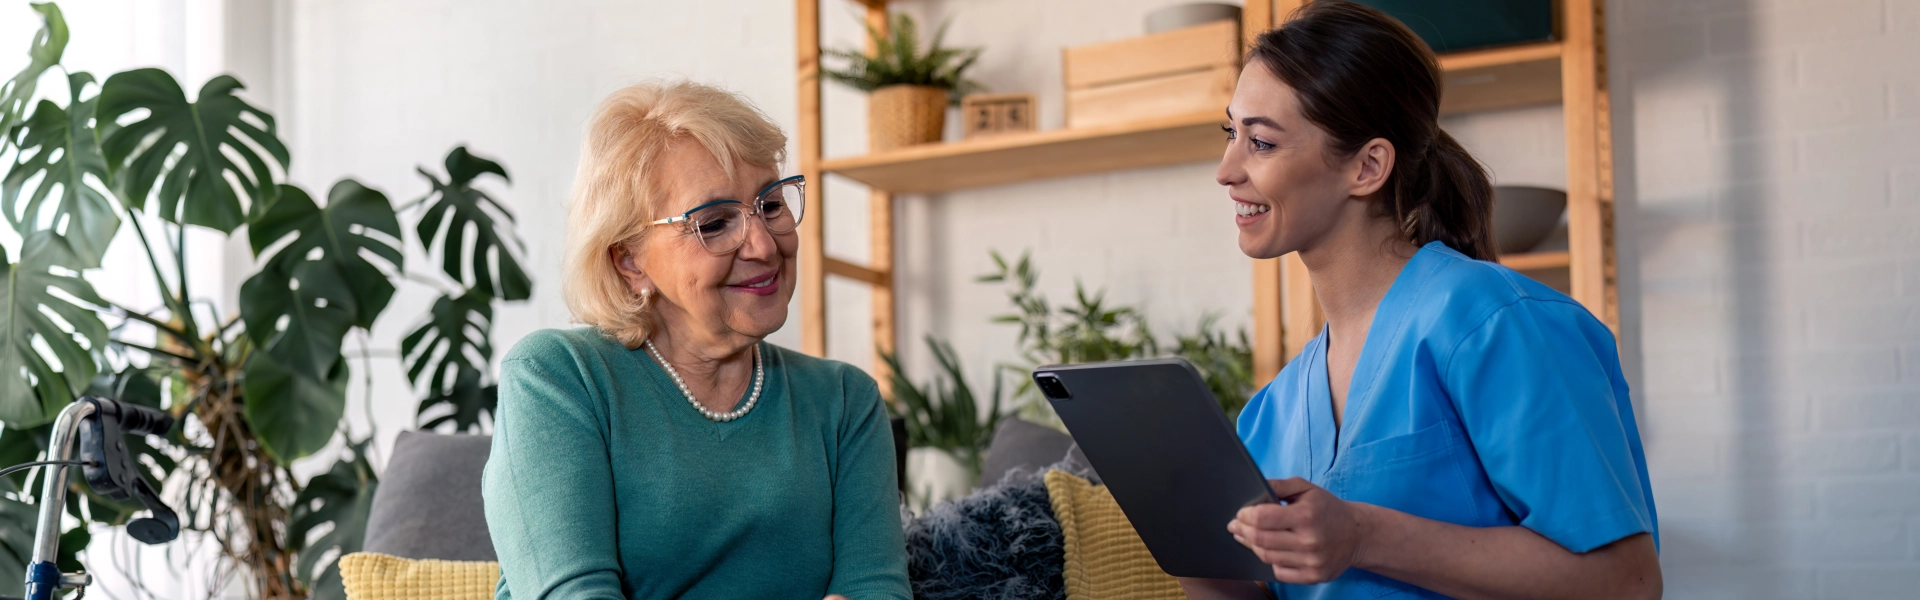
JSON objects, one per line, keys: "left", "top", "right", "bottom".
{"left": 1181, "top": 3, "right": 1660, "bottom": 599}
{"left": 482, "top": 81, "right": 910, "bottom": 600}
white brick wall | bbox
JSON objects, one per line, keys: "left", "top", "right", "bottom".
{"left": 1603, "top": 0, "right": 1920, "bottom": 595}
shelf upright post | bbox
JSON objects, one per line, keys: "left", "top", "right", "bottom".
{"left": 798, "top": 0, "right": 829, "bottom": 356}
{"left": 1248, "top": 0, "right": 1286, "bottom": 383}
{"left": 1560, "top": 0, "right": 1619, "bottom": 331}
{"left": 863, "top": 0, "right": 900, "bottom": 398}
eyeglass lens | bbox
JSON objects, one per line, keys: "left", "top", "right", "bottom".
{"left": 686, "top": 180, "right": 805, "bottom": 253}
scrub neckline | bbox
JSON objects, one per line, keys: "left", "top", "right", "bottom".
{"left": 1306, "top": 241, "right": 1448, "bottom": 476}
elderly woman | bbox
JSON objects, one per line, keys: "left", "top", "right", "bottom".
{"left": 481, "top": 80, "right": 910, "bottom": 600}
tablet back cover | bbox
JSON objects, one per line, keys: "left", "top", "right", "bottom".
{"left": 1037, "top": 358, "right": 1277, "bottom": 581}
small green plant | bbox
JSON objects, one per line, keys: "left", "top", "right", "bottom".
{"left": 979, "top": 250, "right": 1257, "bottom": 419}
{"left": 884, "top": 251, "right": 1256, "bottom": 508}
{"left": 821, "top": 12, "right": 983, "bottom": 102}
{"left": 1172, "top": 315, "right": 1257, "bottom": 418}
{"left": 883, "top": 336, "right": 1003, "bottom": 477}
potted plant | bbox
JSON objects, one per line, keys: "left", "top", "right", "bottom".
{"left": 822, "top": 12, "right": 983, "bottom": 152}
{"left": 0, "top": 4, "right": 527, "bottom": 598}
{"left": 883, "top": 336, "right": 1003, "bottom": 510}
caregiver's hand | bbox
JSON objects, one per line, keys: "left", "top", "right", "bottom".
{"left": 823, "top": 596, "right": 849, "bottom": 600}
{"left": 1228, "top": 478, "right": 1375, "bottom": 585}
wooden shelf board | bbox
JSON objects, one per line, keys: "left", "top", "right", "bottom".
{"left": 821, "top": 42, "right": 1565, "bottom": 195}
{"left": 821, "top": 110, "right": 1225, "bottom": 194}
{"left": 1498, "top": 250, "right": 1571, "bottom": 271}
{"left": 1438, "top": 42, "right": 1563, "bottom": 115}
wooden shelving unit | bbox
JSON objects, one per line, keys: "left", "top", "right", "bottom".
{"left": 795, "top": 0, "right": 1616, "bottom": 389}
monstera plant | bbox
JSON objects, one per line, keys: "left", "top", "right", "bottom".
{"left": 0, "top": 4, "right": 527, "bottom": 599}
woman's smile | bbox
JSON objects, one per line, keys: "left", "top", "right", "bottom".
{"left": 1233, "top": 197, "right": 1272, "bottom": 228}
{"left": 729, "top": 269, "right": 780, "bottom": 296}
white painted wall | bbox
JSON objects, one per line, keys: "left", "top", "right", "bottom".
{"left": 5, "top": 0, "right": 1918, "bottom": 597}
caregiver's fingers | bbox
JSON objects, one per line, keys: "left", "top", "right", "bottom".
{"left": 1240, "top": 541, "right": 1338, "bottom": 583}
{"left": 1232, "top": 521, "right": 1324, "bottom": 552}
{"left": 1235, "top": 501, "right": 1307, "bottom": 531}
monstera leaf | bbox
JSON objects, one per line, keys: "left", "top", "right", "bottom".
{"left": 242, "top": 350, "right": 349, "bottom": 465}
{"left": 414, "top": 147, "right": 529, "bottom": 300}
{"left": 97, "top": 68, "right": 288, "bottom": 233}
{"left": 287, "top": 440, "right": 377, "bottom": 600}
{"left": 0, "top": 3, "right": 67, "bottom": 133}
{"left": 0, "top": 480, "right": 34, "bottom": 597}
{"left": 238, "top": 181, "right": 399, "bottom": 463}
{"left": 240, "top": 181, "right": 402, "bottom": 377}
{"left": 402, "top": 291, "right": 496, "bottom": 432}
{"left": 3, "top": 73, "right": 117, "bottom": 268}
{"left": 0, "top": 232, "right": 106, "bottom": 426}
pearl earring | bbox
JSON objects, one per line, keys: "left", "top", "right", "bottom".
{"left": 639, "top": 288, "right": 652, "bottom": 305}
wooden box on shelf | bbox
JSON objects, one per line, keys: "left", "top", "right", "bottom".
{"left": 960, "top": 93, "right": 1037, "bottom": 140}
{"left": 1062, "top": 19, "right": 1240, "bottom": 129}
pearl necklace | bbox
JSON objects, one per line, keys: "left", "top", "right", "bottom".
{"left": 644, "top": 340, "right": 764, "bottom": 422}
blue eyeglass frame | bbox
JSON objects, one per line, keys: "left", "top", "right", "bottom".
{"left": 648, "top": 174, "right": 807, "bottom": 231}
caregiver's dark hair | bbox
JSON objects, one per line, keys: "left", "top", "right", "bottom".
{"left": 1249, "top": 1, "right": 1497, "bottom": 261}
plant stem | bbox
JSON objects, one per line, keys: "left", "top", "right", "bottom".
{"left": 109, "top": 301, "right": 199, "bottom": 348}
{"left": 110, "top": 338, "right": 202, "bottom": 366}
{"left": 173, "top": 220, "right": 193, "bottom": 329}
{"left": 125, "top": 210, "right": 201, "bottom": 342}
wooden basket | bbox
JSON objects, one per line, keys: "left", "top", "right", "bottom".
{"left": 869, "top": 84, "right": 948, "bottom": 152}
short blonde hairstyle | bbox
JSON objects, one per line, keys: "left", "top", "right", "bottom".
{"left": 562, "top": 80, "right": 788, "bottom": 348}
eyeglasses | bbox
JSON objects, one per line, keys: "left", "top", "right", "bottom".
{"left": 649, "top": 175, "right": 806, "bottom": 254}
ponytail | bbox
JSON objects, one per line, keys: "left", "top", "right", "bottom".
{"left": 1251, "top": 1, "right": 1498, "bottom": 261}
{"left": 1394, "top": 130, "right": 1496, "bottom": 261}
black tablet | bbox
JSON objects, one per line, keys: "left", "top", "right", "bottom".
{"left": 1033, "top": 358, "right": 1279, "bottom": 581}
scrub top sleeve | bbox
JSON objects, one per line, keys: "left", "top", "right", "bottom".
{"left": 1442, "top": 299, "right": 1655, "bottom": 554}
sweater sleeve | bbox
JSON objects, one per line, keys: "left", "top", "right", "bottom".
{"left": 823, "top": 370, "right": 912, "bottom": 600}
{"left": 483, "top": 348, "right": 627, "bottom": 600}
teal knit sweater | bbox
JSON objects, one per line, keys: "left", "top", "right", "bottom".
{"left": 482, "top": 328, "right": 910, "bottom": 600}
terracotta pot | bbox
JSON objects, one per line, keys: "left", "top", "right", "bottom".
{"left": 869, "top": 84, "right": 948, "bottom": 152}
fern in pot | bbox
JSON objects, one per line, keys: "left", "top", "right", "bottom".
{"left": 823, "top": 12, "right": 982, "bottom": 151}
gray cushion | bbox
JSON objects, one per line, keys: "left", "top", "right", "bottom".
{"left": 362, "top": 431, "right": 497, "bottom": 561}
{"left": 977, "top": 418, "right": 1076, "bottom": 488}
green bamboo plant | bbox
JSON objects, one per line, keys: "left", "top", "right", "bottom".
{"left": 0, "top": 4, "right": 527, "bottom": 599}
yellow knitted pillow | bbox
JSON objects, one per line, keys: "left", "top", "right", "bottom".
{"left": 338, "top": 552, "right": 500, "bottom": 600}
{"left": 1044, "top": 470, "right": 1188, "bottom": 600}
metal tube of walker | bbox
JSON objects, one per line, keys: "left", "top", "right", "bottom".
{"left": 25, "top": 401, "right": 95, "bottom": 599}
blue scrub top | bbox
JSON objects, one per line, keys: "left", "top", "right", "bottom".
{"left": 1236, "top": 242, "right": 1657, "bottom": 599}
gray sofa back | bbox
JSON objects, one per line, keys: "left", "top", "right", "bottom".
{"left": 362, "top": 431, "right": 496, "bottom": 561}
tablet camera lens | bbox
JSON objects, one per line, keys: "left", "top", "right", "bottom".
{"left": 1035, "top": 374, "right": 1071, "bottom": 399}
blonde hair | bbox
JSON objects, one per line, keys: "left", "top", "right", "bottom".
{"left": 562, "top": 80, "right": 788, "bottom": 348}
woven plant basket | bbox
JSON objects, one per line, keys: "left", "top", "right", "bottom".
{"left": 869, "top": 84, "right": 949, "bottom": 152}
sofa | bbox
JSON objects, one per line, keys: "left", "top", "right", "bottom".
{"left": 342, "top": 419, "right": 1172, "bottom": 600}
